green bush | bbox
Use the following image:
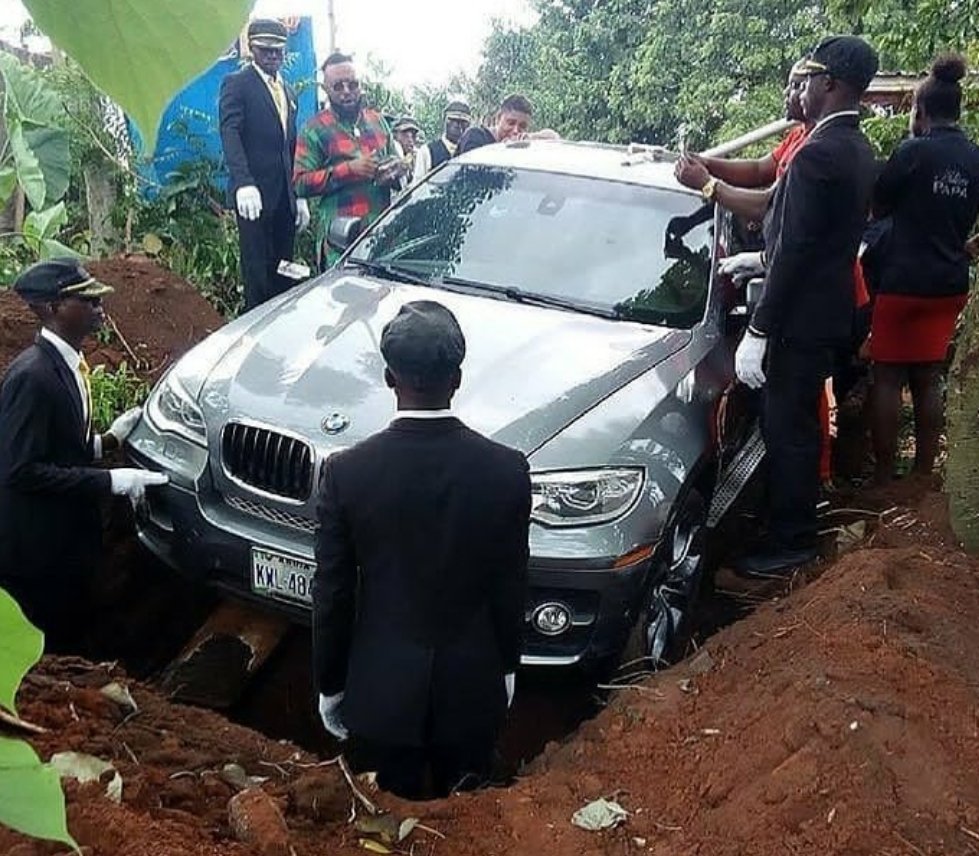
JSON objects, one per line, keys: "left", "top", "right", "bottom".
{"left": 88, "top": 361, "right": 148, "bottom": 433}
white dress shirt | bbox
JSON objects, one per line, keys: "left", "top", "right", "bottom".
{"left": 392, "top": 408, "right": 454, "bottom": 422}
{"left": 253, "top": 64, "right": 288, "bottom": 131}
{"left": 412, "top": 136, "right": 457, "bottom": 185}
{"left": 40, "top": 327, "right": 101, "bottom": 456}
{"left": 812, "top": 109, "right": 860, "bottom": 134}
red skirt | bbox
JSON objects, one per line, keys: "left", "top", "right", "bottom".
{"left": 870, "top": 293, "right": 968, "bottom": 363}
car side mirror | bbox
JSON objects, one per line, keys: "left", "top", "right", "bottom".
{"left": 327, "top": 216, "right": 364, "bottom": 252}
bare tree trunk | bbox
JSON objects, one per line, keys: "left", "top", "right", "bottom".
{"left": 84, "top": 162, "right": 118, "bottom": 255}
{"left": 946, "top": 287, "right": 979, "bottom": 553}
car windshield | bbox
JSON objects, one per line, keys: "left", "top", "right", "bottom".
{"left": 347, "top": 163, "right": 715, "bottom": 328}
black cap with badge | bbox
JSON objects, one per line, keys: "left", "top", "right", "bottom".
{"left": 13, "top": 258, "right": 114, "bottom": 304}
{"left": 380, "top": 301, "right": 466, "bottom": 389}
{"left": 445, "top": 100, "right": 472, "bottom": 122}
{"left": 800, "top": 35, "right": 879, "bottom": 93}
{"left": 247, "top": 18, "right": 288, "bottom": 49}
{"left": 393, "top": 116, "right": 422, "bottom": 134}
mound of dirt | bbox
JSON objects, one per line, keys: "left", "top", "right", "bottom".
{"left": 427, "top": 490, "right": 979, "bottom": 856}
{"left": 4, "top": 491, "right": 979, "bottom": 856}
{"left": 0, "top": 255, "right": 223, "bottom": 381}
{"left": 87, "top": 256, "right": 224, "bottom": 380}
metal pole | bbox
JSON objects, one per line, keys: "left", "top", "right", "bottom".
{"left": 701, "top": 119, "right": 799, "bottom": 159}
{"left": 325, "top": 0, "right": 336, "bottom": 54}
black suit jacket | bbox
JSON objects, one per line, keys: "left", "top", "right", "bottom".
{"left": 219, "top": 65, "right": 298, "bottom": 216}
{"left": 753, "top": 114, "right": 876, "bottom": 342}
{"left": 0, "top": 338, "right": 111, "bottom": 579}
{"left": 313, "top": 417, "right": 531, "bottom": 748}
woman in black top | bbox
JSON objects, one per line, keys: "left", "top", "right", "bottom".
{"left": 870, "top": 55, "right": 979, "bottom": 484}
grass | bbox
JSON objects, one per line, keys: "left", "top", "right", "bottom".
{"left": 88, "top": 361, "right": 148, "bottom": 433}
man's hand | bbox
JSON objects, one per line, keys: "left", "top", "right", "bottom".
{"left": 318, "top": 692, "right": 348, "bottom": 740}
{"left": 375, "top": 157, "right": 407, "bottom": 187}
{"left": 505, "top": 673, "right": 515, "bottom": 709}
{"left": 109, "top": 469, "right": 169, "bottom": 507}
{"left": 346, "top": 156, "right": 378, "bottom": 181}
{"left": 106, "top": 407, "right": 142, "bottom": 446}
{"left": 674, "top": 154, "right": 711, "bottom": 192}
{"left": 295, "top": 198, "right": 311, "bottom": 231}
{"left": 735, "top": 332, "right": 768, "bottom": 389}
{"left": 719, "top": 251, "right": 765, "bottom": 283}
{"left": 235, "top": 185, "right": 262, "bottom": 221}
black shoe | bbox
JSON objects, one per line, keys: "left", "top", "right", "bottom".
{"left": 731, "top": 545, "right": 818, "bottom": 579}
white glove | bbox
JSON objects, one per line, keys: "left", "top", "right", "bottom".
{"left": 505, "top": 673, "right": 515, "bottom": 709}
{"left": 106, "top": 407, "right": 142, "bottom": 445}
{"left": 295, "top": 198, "right": 311, "bottom": 231}
{"left": 109, "top": 468, "right": 169, "bottom": 506}
{"left": 318, "top": 692, "right": 348, "bottom": 741}
{"left": 719, "top": 251, "right": 765, "bottom": 283}
{"left": 235, "top": 185, "right": 262, "bottom": 221}
{"left": 735, "top": 332, "right": 768, "bottom": 389}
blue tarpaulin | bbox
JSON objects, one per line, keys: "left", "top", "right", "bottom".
{"left": 131, "top": 16, "right": 318, "bottom": 194}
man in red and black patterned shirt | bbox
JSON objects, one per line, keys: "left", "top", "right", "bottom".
{"left": 294, "top": 53, "right": 405, "bottom": 268}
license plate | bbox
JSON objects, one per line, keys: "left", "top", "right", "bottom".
{"left": 250, "top": 547, "right": 315, "bottom": 605}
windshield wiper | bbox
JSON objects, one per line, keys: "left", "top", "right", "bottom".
{"left": 441, "top": 276, "right": 622, "bottom": 320}
{"left": 345, "top": 258, "right": 434, "bottom": 287}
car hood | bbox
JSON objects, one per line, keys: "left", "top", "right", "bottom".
{"left": 198, "top": 273, "right": 689, "bottom": 455}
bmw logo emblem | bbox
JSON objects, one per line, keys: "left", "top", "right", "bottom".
{"left": 321, "top": 412, "right": 350, "bottom": 435}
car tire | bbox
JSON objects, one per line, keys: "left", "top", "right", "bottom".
{"left": 617, "top": 488, "right": 708, "bottom": 674}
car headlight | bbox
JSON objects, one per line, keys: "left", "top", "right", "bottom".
{"left": 146, "top": 372, "right": 207, "bottom": 446}
{"left": 531, "top": 468, "right": 644, "bottom": 527}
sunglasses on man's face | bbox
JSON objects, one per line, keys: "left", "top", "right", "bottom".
{"left": 328, "top": 79, "right": 360, "bottom": 94}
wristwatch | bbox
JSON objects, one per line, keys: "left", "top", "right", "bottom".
{"left": 701, "top": 178, "right": 718, "bottom": 201}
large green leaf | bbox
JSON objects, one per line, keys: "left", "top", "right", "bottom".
{"left": 0, "top": 53, "right": 65, "bottom": 127}
{"left": 23, "top": 0, "right": 254, "bottom": 154}
{"left": 24, "top": 202, "right": 68, "bottom": 243}
{"left": 0, "top": 589, "right": 43, "bottom": 718}
{"left": 0, "top": 167, "right": 17, "bottom": 210}
{"left": 24, "top": 127, "right": 70, "bottom": 206}
{"left": 7, "top": 119, "right": 47, "bottom": 212}
{"left": 0, "top": 737, "right": 77, "bottom": 850}
{"left": 40, "top": 238, "right": 82, "bottom": 260}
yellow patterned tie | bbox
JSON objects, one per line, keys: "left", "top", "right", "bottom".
{"left": 78, "top": 355, "right": 93, "bottom": 439}
{"left": 270, "top": 77, "right": 287, "bottom": 130}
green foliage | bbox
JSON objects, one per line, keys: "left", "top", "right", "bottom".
{"left": 462, "top": 0, "right": 975, "bottom": 154}
{"left": 0, "top": 52, "right": 71, "bottom": 211}
{"left": 0, "top": 738, "right": 77, "bottom": 850}
{"left": 23, "top": 0, "right": 253, "bottom": 154}
{"left": 22, "top": 201, "right": 78, "bottom": 259}
{"left": 0, "top": 589, "right": 76, "bottom": 850}
{"left": 88, "top": 361, "right": 149, "bottom": 433}
{"left": 128, "top": 153, "right": 242, "bottom": 315}
{"left": 0, "top": 589, "right": 43, "bottom": 717}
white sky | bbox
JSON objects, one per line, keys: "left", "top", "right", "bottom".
{"left": 0, "top": 0, "right": 536, "bottom": 89}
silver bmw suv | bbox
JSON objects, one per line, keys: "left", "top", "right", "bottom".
{"left": 126, "top": 138, "right": 764, "bottom": 669}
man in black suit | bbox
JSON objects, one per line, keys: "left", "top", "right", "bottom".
{"left": 312, "top": 301, "right": 531, "bottom": 799}
{"left": 219, "top": 19, "right": 309, "bottom": 312}
{"left": 411, "top": 101, "right": 472, "bottom": 182}
{"left": 731, "top": 36, "right": 879, "bottom": 576}
{"left": 0, "top": 259, "right": 167, "bottom": 649}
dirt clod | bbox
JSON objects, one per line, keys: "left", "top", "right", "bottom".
{"left": 227, "top": 789, "right": 291, "bottom": 856}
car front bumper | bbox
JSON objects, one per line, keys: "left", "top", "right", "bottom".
{"left": 130, "top": 446, "right": 652, "bottom": 667}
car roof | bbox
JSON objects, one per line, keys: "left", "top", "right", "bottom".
{"left": 454, "top": 139, "right": 701, "bottom": 197}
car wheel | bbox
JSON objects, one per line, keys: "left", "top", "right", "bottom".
{"left": 619, "top": 488, "right": 708, "bottom": 673}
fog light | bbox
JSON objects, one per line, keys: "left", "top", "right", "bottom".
{"left": 532, "top": 602, "right": 572, "bottom": 636}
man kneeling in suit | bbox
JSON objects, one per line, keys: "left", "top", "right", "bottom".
{"left": 312, "top": 301, "right": 531, "bottom": 799}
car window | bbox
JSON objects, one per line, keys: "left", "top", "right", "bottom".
{"left": 349, "top": 164, "right": 714, "bottom": 328}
